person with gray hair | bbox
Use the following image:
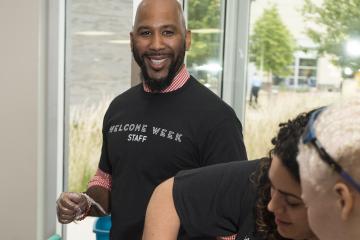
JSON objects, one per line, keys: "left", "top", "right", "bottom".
{"left": 297, "top": 98, "right": 360, "bottom": 240}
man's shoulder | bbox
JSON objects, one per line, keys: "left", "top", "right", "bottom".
{"left": 110, "top": 84, "right": 142, "bottom": 104}
{"left": 187, "top": 75, "right": 217, "bottom": 96}
{"left": 187, "top": 75, "right": 233, "bottom": 109}
{"left": 102, "top": 84, "right": 143, "bottom": 117}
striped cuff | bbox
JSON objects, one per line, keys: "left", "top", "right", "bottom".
{"left": 88, "top": 168, "right": 112, "bottom": 191}
{"left": 217, "top": 234, "right": 236, "bottom": 240}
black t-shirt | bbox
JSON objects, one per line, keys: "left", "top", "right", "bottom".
{"left": 173, "top": 160, "right": 262, "bottom": 240}
{"left": 99, "top": 76, "right": 248, "bottom": 239}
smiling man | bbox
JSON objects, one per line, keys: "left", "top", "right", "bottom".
{"left": 56, "top": 0, "right": 247, "bottom": 239}
{"left": 131, "top": 0, "right": 190, "bottom": 92}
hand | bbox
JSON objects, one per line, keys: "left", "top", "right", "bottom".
{"left": 56, "top": 192, "right": 89, "bottom": 224}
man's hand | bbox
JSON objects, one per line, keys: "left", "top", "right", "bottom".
{"left": 56, "top": 192, "right": 89, "bottom": 224}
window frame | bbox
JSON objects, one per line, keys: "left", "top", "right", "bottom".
{"left": 46, "top": 0, "right": 66, "bottom": 237}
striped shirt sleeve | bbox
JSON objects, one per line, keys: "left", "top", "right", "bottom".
{"left": 217, "top": 234, "right": 236, "bottom": 240}
{"left": 88, "top": 168, "right": 112, "bottom": 191}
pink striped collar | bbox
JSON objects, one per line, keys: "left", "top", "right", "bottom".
{"left": 143, "top": 65, "right": 190, "bottom": 93}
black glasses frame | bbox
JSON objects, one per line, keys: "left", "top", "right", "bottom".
{"left": 302, "top": 107, "right": 360, "bottom": 193}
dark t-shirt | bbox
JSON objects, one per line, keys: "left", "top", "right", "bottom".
{"left": 99, "top": 76, "right": 248, "bottom": 239}
{"left": 173, "top": 160, "right": 262, "bottom": 240}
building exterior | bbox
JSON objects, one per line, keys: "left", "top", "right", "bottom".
{"left": 250, "top": 0, "right": 342, "bottom": 90}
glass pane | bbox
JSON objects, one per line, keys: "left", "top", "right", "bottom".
{"left": 245, "top": 0, "right": 357, "bottom": 160}
{"left": 300, "top": 58, "right": 317, "bottom": 67}
{"left": 65, "top": 0, "right": 132, "bottom": 192}
{"left": 65, "top": 0, "right": 133, "bottom": 239}
{"left": 185, "top": 0, "right": 226, "bottom": 95}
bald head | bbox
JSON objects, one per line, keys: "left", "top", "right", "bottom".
{"left": 130, "top": 0, "right": 191, "bottom": 92}
{"left": 134, "top": 0, "right": 186, "bottom": 34}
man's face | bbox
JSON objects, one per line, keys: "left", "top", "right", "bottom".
{"left": 130, "top": 1, "right": 191, "bottom": 91}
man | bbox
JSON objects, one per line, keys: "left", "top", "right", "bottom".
{"left": 297, "top": 98, "right": 360, "bottom": 240}
{"left": 56, "top": 0, "right": 247, "bottom": 239}
{"left": 249, "top": 72, "right": 261, "bottom": 105}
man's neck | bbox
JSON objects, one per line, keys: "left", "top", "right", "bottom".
{"left": 143, "top": 65, "right": 190, "bottom": 93}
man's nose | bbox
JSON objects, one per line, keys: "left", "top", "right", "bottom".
{"left": 149, "top": 32, "right": 165, "bottom": 51}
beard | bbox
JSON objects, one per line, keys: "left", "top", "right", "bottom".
{"left": 132, "top": 42, "right": 186, "bottom": 92}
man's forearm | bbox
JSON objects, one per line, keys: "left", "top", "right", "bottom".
{"left": 85, "top": 185, "right": 111, "bottom": 217}
{"left": 142, "top": 178, "right": 180, "bottom": 240}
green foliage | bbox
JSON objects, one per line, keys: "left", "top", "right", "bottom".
{"left": 302, "top": 0, "right": 360, "bottom": 71}
{"left": 186, "top": 0, "right": 222, "bottom": 67}
{"left": 250, "top": 5, "right": 295, "bottom": 77}
{"left": 188, "top": 0, "right": 221, "bottom": 28}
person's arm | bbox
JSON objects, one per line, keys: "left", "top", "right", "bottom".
{"left": 142, "top": 177, "right": 180, "bottom": 240}
{"left": 144, "top": 161, "right": 257, "bottom": 239}
{"left": 86, "top": 168, "right": 112, "bottom": 216}
{"left": 56, "top": 169, "right": 111, "bottom": 223}
{"left": 57, "top": 105, "right": 114, "bottom": 224}
{"left": 85, "top": 185, "right": 111, "bottom": 216}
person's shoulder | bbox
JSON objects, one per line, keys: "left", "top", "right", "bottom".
{"left": 108, "top": 84, "right": 143, "bottom": 108}
{"left": 223, "top": 159, "right": 261, "bottom": 173}
{"left": 188, "top": 76, "right": 221, "bottom": 99}
{"left": 188, "top": 159, "right": 261, "bottom": 177}
{"left": 187, "top": 75, "right": 236, "bottom": 112}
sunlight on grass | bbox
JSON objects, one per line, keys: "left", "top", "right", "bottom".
{"left": 244, "top": 90, "right": 344, "bottom": 160}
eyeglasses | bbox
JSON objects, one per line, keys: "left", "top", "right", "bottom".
{"left": 302, "top": 107, "right": 360, "bottom": 193}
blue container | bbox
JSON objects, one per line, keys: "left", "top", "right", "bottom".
{"left": 48, "top": 234, "right": 61, "bottom": 240}
{"left": 93, "top": 216, "right": 112, "bottom": 240}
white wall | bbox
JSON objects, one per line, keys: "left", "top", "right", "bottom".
{"left": 0, "top": 0, "right": 45, "bottom": 239}
{"left": 317, "top": 55, "right": 342, "bottom": 88}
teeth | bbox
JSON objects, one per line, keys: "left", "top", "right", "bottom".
{"left": 151, "top": 58, "right": 166, "bottom": 65}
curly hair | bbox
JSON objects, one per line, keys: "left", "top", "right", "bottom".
{"left": 253, "top": 110, "right": 315, "bottom": 239}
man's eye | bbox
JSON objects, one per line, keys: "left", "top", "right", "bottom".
{"left": 162, "top": 31, "right": 174, "bottom": 36}
{"left": 140, "top": 31, "right": 151, "bottom": 36}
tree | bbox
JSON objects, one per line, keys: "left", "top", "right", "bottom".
{"left": 250, "top": 5, "right": 295, "bottom": 79}
{"left": 302, "top": 0, "right": 360, "bottom": 71}
{"left": 186, "top": 0, "right": 222, "bottom": 68}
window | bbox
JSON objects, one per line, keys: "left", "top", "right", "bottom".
{"left": 64, "top": 0, "right": 133, "bottom": 239}
{"left": 184, "top": 0, "right": 226, "bottom": 95}
{"left": 244, "top": 0, "right": 355, "bottom": 160}
{"left": 65, "top": 0, "right": 132, "bottom": 192}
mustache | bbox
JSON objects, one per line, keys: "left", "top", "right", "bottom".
{"left": 143, "top": 51, "right": 173, "bottom": 57}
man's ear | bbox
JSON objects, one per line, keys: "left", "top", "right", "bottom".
{"left": 334, "top": 182, "right": 354, "bottom": 221}
{"left": 130, "top": 32, "right": 134, "bottom": 50}
{"left": 185, "top": 30, "right": 191, "bottom": 51}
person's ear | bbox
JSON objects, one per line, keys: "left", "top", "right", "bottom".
{"left": 185, "top": 30, "right": 191, "bottom": 51}
{"left": 130, "top": 32, "right": 134, "bottom": 51}
{"left": 334, "top": 182, "right": 354, "bottom": 221}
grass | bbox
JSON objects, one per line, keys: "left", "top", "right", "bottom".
{"left": 68, "top": 90, "right": 347, "bottom": 191}
{"left": 244, "top": 90, "right": 344, "bottom": 160}
{"left": 68, "top": 99, "right": 110, "bottom": 192}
